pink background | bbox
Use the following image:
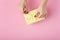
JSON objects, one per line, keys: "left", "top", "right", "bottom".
{"left": 0, "top": 0, "right": 60, "bottom": 40}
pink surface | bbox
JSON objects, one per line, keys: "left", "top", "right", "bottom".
{"left": 0, "top": 0, "right": 60, "bottom": 40}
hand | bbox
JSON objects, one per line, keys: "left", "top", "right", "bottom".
{"left": 19, "top": 0, "right": 29, "bottom": 14}
{"left": 34, "top": 0, "right": 48, "bottom": 18}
